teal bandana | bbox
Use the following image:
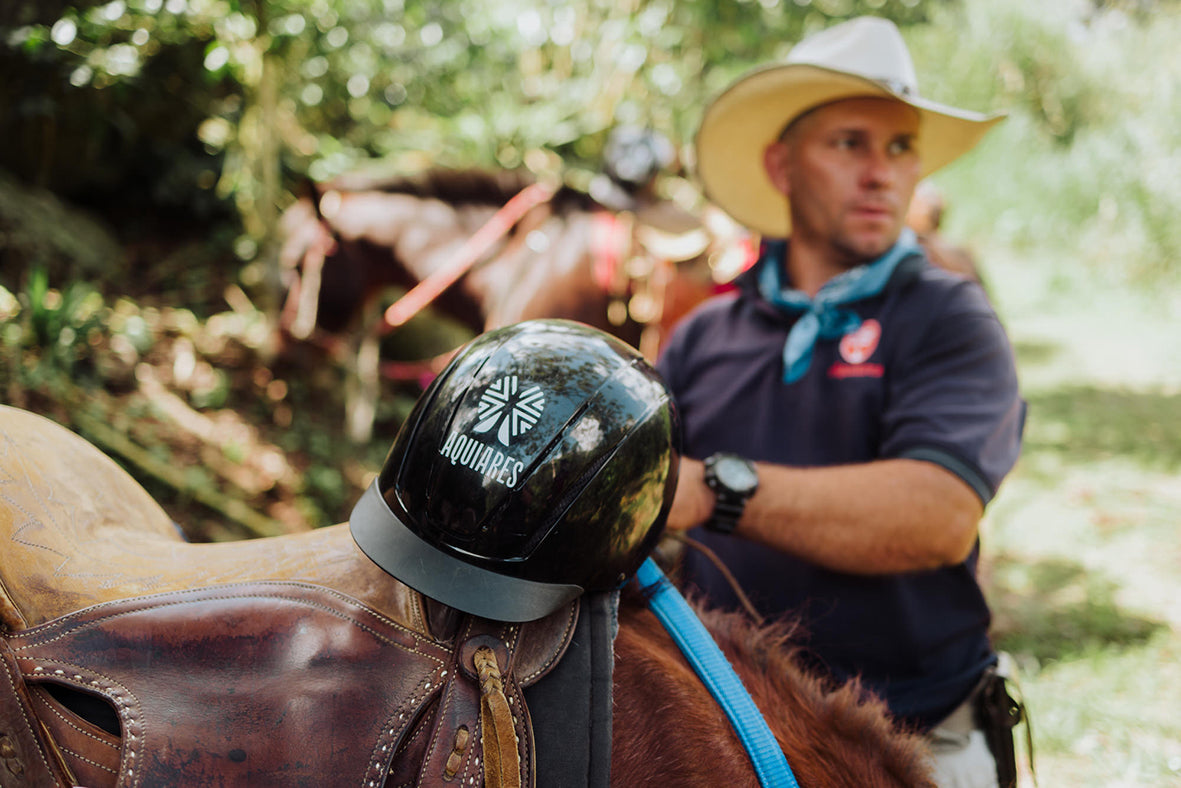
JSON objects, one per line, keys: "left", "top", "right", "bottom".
{"left": 757, "top": 228, "right": 921, "bottom": 383}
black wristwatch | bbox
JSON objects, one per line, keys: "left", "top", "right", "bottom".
{"left": 702, "top": 453, "right": 759, "bottom": 534}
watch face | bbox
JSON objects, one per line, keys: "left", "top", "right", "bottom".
{"left": 715, "top": 456, "right": 758, "bottom": 495}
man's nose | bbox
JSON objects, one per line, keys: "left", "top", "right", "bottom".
{"left": 861, "top": 149, "right": 895, "bottom": 189}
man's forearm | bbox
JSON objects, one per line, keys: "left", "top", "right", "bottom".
{"left": 669, "top": 457, "right": 984, "bottom": 575}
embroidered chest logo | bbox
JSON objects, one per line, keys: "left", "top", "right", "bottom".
{"left": 829, "top": 319, "right": 885, "bottom": 379}
{"left": 473, "top": 375, "right": 546, "bottom": 446}
{"left": 839, "top": 319, "right": 881, "bottom": 364}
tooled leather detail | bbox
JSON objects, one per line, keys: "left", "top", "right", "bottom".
{"left": 419, "top": 618, "right": 530, "bottom": 788}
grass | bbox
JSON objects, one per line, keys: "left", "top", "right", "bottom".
{"left": 974, "top": 242, "right": 1181, "bottom": 786}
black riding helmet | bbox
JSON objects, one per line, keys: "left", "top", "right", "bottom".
{"left": 350, "top": 319, "right": 680, "bottom": 622}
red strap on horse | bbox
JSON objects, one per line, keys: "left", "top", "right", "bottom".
{"left": 381, "top": 181, "right": 557, "bottom": 333}
{"left": 590, "top": 212, "right": 625, "bottom": 293}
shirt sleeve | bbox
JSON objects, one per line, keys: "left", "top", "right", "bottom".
{"left": 880, "top": 282, "right": 1026, "bottom": 504}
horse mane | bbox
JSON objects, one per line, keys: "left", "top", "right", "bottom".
{"left": 612, "top": 588, "right": 935, "bottom": 787}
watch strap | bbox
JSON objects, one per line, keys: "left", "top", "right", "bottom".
{"left": 702, "top": 454, "right": 756, "bottom": 535}
{"left": 705, "top": 496, "right": 745, "bottom": 534}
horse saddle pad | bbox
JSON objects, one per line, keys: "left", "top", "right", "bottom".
{"left": 0, "top": 406, "right": 583, "bottom": 787}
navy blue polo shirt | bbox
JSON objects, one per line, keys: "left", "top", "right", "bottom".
{"left": 656, "top": 252, "right": 1025, "bottom": 731}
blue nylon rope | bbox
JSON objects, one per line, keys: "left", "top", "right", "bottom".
{"left": 635, "top": 558, "right": 800, "bottom": 788}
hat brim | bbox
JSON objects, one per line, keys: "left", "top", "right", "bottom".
{"left": 695, "top": 63, "right": 1005, "bottom": 238}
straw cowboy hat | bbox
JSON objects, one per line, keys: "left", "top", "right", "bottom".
{"left": 695, "top": 16, "right": 1005, "bottom": 238}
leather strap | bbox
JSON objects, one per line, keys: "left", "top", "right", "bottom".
{"left": 474, "top": 646, "right": 520, "bottom": 788}
{"left": 382, "top": 181, "right": 556, "bottom": 331}
{"left": 418, "top": 605, "right": 579, "bottom": 788}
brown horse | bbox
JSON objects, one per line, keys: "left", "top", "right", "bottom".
{"left": 0, "top": 405, "right": 932, "bottom": 786}
{"left": 614, "top": 596, "right": 935, "bottom": 787}
{"left": 277, "top": 167, "right": 739, "bottom": 350}
{"left": 276, "top": 168, "right": 749, "bottom": 441}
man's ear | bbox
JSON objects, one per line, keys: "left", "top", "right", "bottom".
{"left": 763, "top": 141, "right": 791, "bottom": 197}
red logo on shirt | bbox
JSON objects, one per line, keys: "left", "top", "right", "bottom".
{"left": 839, "top": 319, "right": 881, "bottom": 364}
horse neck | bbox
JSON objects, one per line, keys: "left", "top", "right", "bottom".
{"left": 611, "top": 597, "right": 936, "bottom": 788}
{"left": 611, "top": 601, "right": 763, "bottom": 788}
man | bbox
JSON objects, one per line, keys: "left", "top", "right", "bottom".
{"left": 656, "top": 16, "right": 1026, "bottom": 788}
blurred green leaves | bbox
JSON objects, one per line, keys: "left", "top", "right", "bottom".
{"left": 1, "top": 0, "right": 939, "bottom": 198}
{"left": 2, "top": 268, "right": 108, "bottom": 390}
{"left": 1, "top": 0, "right": 1178, "bottom": 284}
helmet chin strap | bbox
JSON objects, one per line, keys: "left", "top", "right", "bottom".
{"left": 635, "top": 558, "right": 799, "bottom": 788}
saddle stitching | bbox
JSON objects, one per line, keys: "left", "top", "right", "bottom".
{"left": 0, "top": 649, "right": 62, "bottom": 783}
{"left": 7, "top": 582, "right": 444, "bottom": 661}
{"left": 11, "top": 582, "right": 458, "bottom": 788}
{"left": 21, "top": 659, "right": 144, "bottom": 788}
{"left": 515, "top": 601, "right": 579, "bottom": 685}
{"left": 382, "top": 695, "right": 438, "bottom": 783}
{"left": 415, "top": 613, "right": 544, "bottom": 788}
{"left": 465, "top": 618, "right": 532, "bottom": 788}
{"left": 0, "top": 444, "right": 85, "bottom": 563}
{"left": 363, "top": 664, "right": 449, "bottom": 786}
{"left": 38, "top": 729, "right": 119, "bottom": 779}
{"left": 417, "top": 664, "right": 471, "bottom": 786}
{"left": 2, "top": 479, "right": 74, "bottom": 572}
{"left": 0, "top": 418, "right": 183, "bottom": 606}
{"left": 28, "top": 687, "right": 120, "bottom": 767}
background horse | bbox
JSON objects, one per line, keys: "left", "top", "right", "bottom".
{"left": 276, "top": 167, "right": 984, "bottom": 444}
{"left": 276, "top": 167, "right": 750, "bottom": 441}
{"left": 0, "top": 405, "right": 934, "bottom": 787}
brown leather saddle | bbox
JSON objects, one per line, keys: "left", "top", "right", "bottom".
{"left": 0, "top": 405, "right": 579, "bottom": 788}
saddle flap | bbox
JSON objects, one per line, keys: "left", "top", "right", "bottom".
{"left": 7, "top": 582, "right": 452, "bottom": 787}
{"left": 5, "top": 580, "right": 582, "bottom": 788}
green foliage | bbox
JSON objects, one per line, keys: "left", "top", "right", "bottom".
{"left": 910, "top": 0, "right": 1181, "bottom": 285}
{"left": 11, "top": 267, "right": 107, "bottom": 378}
{"left": 6, "top": 0, "right": 1176, "bottom": 287}
{"left": 1, "top": 7, "right": 1179, "bottom": 781}
{"left": 1, "top": 0, "right": 943, "bottom": 242}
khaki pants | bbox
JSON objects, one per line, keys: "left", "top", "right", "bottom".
{"left": 926, "top": 696, "right": 1000, "bottom": 788}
